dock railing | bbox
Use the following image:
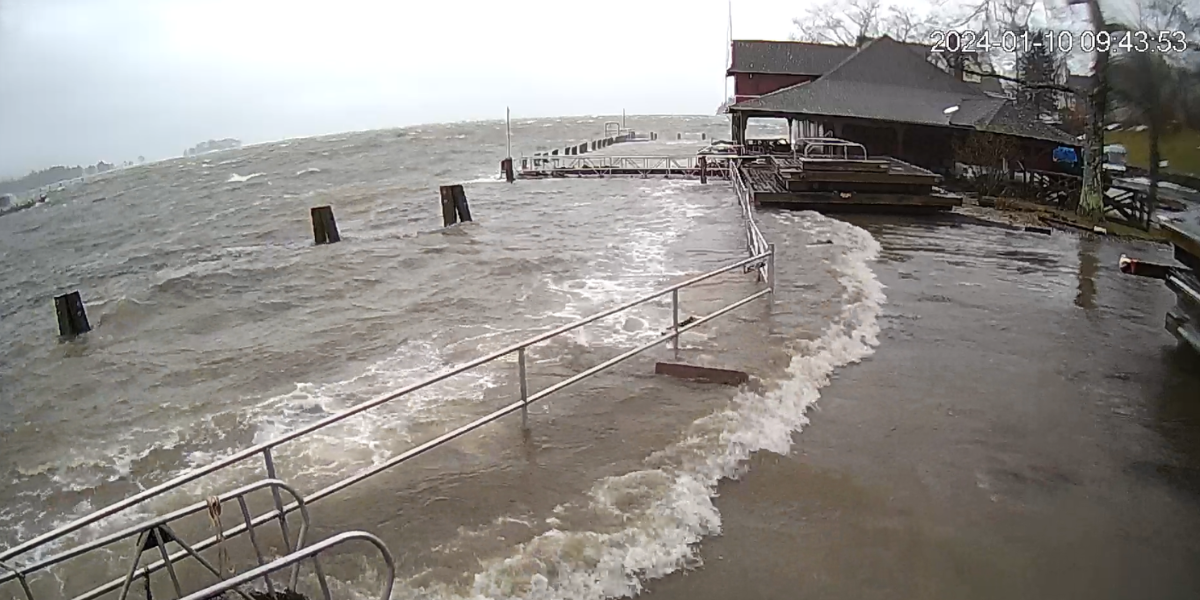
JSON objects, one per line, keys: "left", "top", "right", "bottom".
{"left": 732, "top": 160, "right": 771, "bottom": 283}
{"left": 520, "top": 155, "right": 733, "bottom": 175}
{"left": 176, "top": 531, "right": 395, "bottom": 600}
{"left": 1, "top": 248, "right": 775, "bottom": 599}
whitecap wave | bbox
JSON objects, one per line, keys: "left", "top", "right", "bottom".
{"left": 398, "top": 212, "right": 885, "bottom": 600}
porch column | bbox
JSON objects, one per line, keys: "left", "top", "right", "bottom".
{"left": 895, "top": 124, "right": 906, "bottom": 157}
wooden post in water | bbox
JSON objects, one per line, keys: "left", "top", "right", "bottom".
{"left": 54, "top": 291, "right": 91, "bottom": 338}
{"left": 698, "top": 155, "right": 708, "bottom": 184}
{"left": 311, "top": 206, "right": 341, "bottom": 245}
{"left": 440, "top": 185, "right": 458, "bottom": 226}
{"left": 677, "top": 133, "right": 683, "bottom": 140}
{"left": 452, "top": 185, "right": 472, "bottom": 222}
{"left": 701, "top": 133, "right": 707, "bottom": 140}
{"left": 500, "top": 158, "right": 514, "bottom": 183}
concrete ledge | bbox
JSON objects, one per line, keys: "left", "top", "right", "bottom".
{"left": 655, "top": 362, "right": 750, "bottom": 386}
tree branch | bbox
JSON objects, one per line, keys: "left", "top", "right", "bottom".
{"left": 963, "top": 68, "right": 1082, "bottom": 96}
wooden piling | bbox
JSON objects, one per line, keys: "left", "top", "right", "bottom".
{"left": 701, "top": 133, "right": 707, "bottom": 140}
{"left": 54, "top": 291, "right": 91, "bottom": 337}
{"left": 311, "top": 206, "right": 341, "bottom": 245}
{"left": 699, "top": 156, "right": 708, "bottom": 184}
{"left": 501, "top": 158, "right": 514, "bottom": 183}
{"left": 440, "top": 186, "right": 458, "bottom": 226}
{"left": 677, "top": 133, "right": 683, "bottom": 140}
{"left": 450, "top": 184, "right": 472, "bottom": 222}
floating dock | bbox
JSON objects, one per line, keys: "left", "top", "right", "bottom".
{"left": 514, "top": 133, "right": 961, "bottom": 213}
{"left": 735, "top": 139, "right": 961, "bottom": 213}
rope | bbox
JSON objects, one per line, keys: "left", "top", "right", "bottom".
{"left": 205, "top": 496, "right": 229, "bottom": 578}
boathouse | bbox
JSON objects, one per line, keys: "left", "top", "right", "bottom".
{"left": 727, "top": 36, "right": 1078, "bottom": 173}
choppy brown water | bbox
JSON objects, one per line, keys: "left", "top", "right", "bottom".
{"left": 2, "top": 116, "right": 1197, "bottom": 600}
{"left": 649, "top": 216, "right": 1200, "bottom": 600}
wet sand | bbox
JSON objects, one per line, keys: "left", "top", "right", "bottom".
{"left": 649, "top": 217, "right": 1200, "bottom": 600}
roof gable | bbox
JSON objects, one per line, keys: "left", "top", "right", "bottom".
{"left": 821, "top": 36, "right": 983, "bottom": 96}
{"left": 729, "top": 40, "right": 855, "bottom": 75}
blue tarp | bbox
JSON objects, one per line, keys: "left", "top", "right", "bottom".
{"left": 1053, "top": 146, "right": 1079, "bottom": 163}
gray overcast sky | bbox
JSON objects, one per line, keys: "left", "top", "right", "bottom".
{"left": 0, "top": 0, "right": 1132, "bottom": 177}
{"left": 0, "top": 0, "right": 809, "bottom": 176}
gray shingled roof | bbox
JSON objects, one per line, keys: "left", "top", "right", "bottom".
{"left": 976, "top": 102, "right": 1078, "bottom": 145}
{"left": 729, "top": 40, "right": 855, "bottom": 75}
{"left": 730, "top": 38, "right": 1004, "bottom": 96}
{"left": 731, "top": 36, "right": 1077, "bottom": 146}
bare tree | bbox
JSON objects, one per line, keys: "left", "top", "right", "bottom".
{"left": 1077, "top": 0, "right": 1109, "bottom": 221}
{"left": 792, "top": 0, "right": 885, "bottom": 46}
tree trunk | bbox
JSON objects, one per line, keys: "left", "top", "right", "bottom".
{"left": 1077, "top": 0, "right": 1108, "bottom": 220}
{"left": 1148, "top": 118, "right": 1160, "bottom": 228}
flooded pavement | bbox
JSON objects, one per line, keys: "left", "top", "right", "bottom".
{"left": 649, "top": 216, "right": 1200, "bottom": 600}
{"left": 4, "top": 112, "right": 1199, "bottom": 599}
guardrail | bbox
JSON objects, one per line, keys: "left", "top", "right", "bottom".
{"left": 731, "top": 160, "right": 770, "bottom": 283}
{"left": 1, "top": 250, "right": 775, "bottom": 598}
{"left": 2, "top": 479, "right": 312, "bottom": 600}
{"left": 178, "top": 531, "right": 395, "bottom": 600}
{"left": 520, "top": 155, "right": 735, "bottom": 176}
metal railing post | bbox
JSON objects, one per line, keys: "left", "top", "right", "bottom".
{"left": 767, "top": 243, "right": 776, "bottom": 299}
{"left": 671, "top": 289, "right": 680, "bottom": 359}
{"left": 2, "top": 250, "right": 775, "bottom": 579}
{"left": 0, "top": 560, "right": 33, "bottom": 600}
{"left": 518, "top": 347, "right": 529, "bottom": 430}
{"left": 261, "top": 449, "right": 293, "bottom": 554}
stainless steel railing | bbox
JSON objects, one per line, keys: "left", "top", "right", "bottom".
{"left": 520, "top": 155, "right": 734, "bottom": 173}
{"left": 731, "top": 161, "right": 770, "bottom": 283}
{"left": 1, "top": 249, "right": 775, "bottom": 597}
{"left": 3, "top": 479, "right": 312, "bottom": 600}
{"left": 176, "top": 531, "right": 395, "bottom": 600}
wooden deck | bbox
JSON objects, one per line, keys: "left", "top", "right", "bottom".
{"left": 739, "top": 159, "right": 961, "bottom": 213}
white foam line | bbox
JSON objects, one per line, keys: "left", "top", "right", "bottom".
{"left": 394, "top": 213, "right": 886, "bottom": 600}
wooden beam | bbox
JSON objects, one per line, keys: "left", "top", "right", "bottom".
{"left": 655, "top": 362, "right": 749, "bottom": 386}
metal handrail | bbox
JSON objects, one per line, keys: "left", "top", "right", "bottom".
{"left": 521, "top": 155, "right": 735, "bottom": 173}
{"left": 176, "top": 531, "right": 395, "bottom": 600}
{"left": 2, "top": 480, "right": 314, "bottom": 600}
{"left": 2, "top": 250, "right": 774, "bottom": 575}
{"left": 731, "top": 161, "right": 770, "bottom": 283}
{"left": 795, "top": 138, "right": 868, "bottom": 160}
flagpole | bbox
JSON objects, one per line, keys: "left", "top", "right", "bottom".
{"left": 725, "top": 0, "right": 733, "bottom": 105}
